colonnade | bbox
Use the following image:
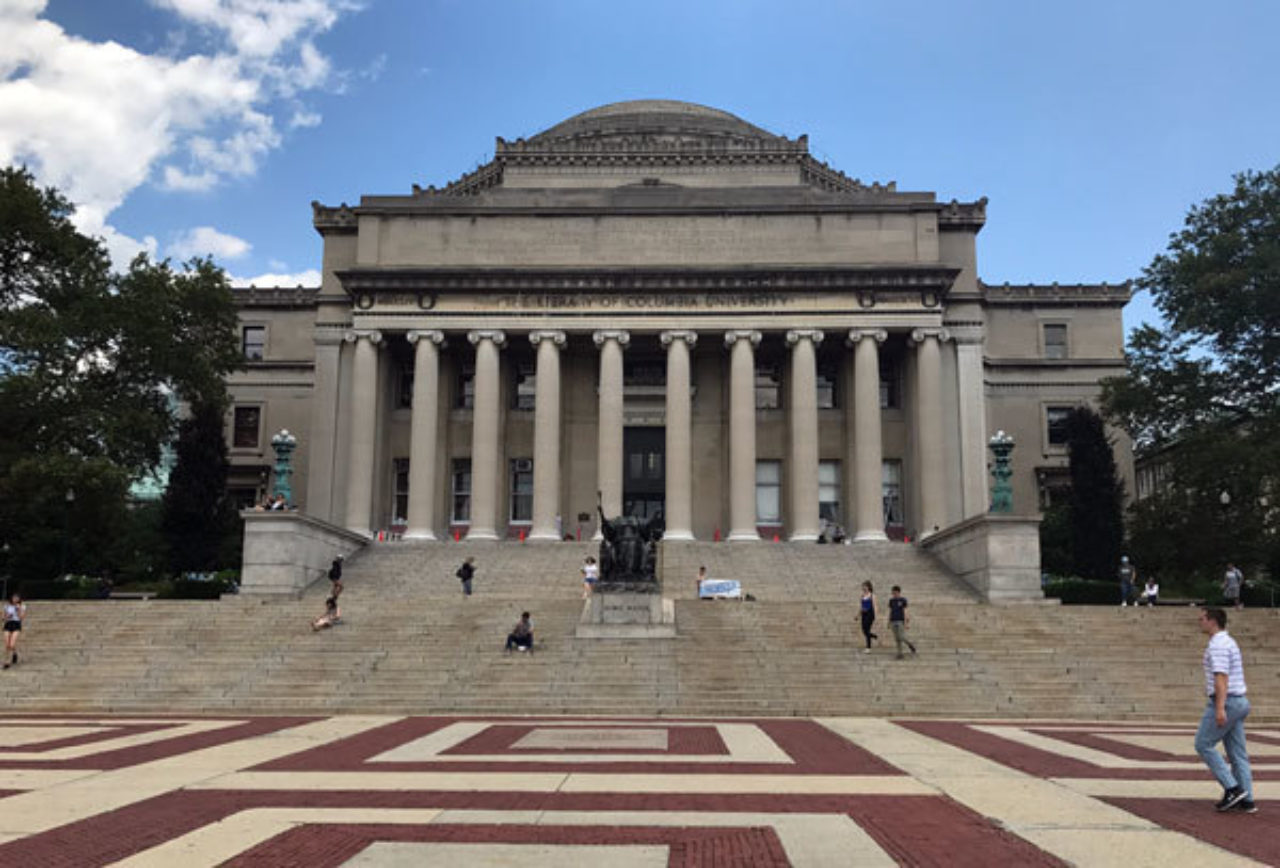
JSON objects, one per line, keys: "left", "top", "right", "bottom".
{"left": 337, "top": 326, "right": 954, "bottom": 543}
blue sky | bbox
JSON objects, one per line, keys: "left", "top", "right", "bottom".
{"left": 5, "top": 1, "right": 1279, "bottom": 335}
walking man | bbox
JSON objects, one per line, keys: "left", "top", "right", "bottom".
{"left": 456, "top": 556, "right": 476, "bottom": 596}
{"left": 1194, "top": 607, "right": 1254, "bottom": 813}
{"left": 1117, "top": 555, "right": 1136, "bottom": 607}
{"left": 1223, "top": 563, "right": 1244, "bottom": 610}
{"left": 888, "top": 585, "right": 917, "bottom": 659}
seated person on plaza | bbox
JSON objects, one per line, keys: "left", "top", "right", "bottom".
{"left": 505, "top": 611, "right": 534, "bottom": 652}
{"left": 1141, "top": 578, "right": 1159, "bottom": 606}
{"left": 311, "top": 597, "right": 341, "bottom": 631}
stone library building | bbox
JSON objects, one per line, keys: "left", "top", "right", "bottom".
{"left": 226, "top": 100, "right": 1133, "bottom": 543}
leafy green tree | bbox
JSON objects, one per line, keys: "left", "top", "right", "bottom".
{"left": 1063, "top": 407, "right": 1126, "bottom": 582}
{"left": 0, "top": 167, "right": 242, "bottom": 585}
{"left": 1102, "top": 165, "right": 1280, "bottom": 582}
{"left": 162, "top": 401, "right": 238, "bottom": 574}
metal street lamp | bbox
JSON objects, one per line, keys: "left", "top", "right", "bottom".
{"left": 270, "top": 429, "right": 298, "bottom": 507}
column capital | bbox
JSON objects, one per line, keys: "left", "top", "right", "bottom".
{"left": 343, "top": 329, "right": 383, "bottom": 345}
{"left": 406, "top": 329, "right": 446, "bottom": 346}
{"left": 592, "top": 329, "right": 630, "bottom": 348}
{"left": 785, "top": 329, "right": 824, "bottom": 346}
{"left": 659, "top": 330, "right": 699, "bottom": 348}
{"left": 529, "top": 330, "right": 567, "bottom": 347}
{"left": 723, "top": 330, "right": 762, "bottom": 348}
{"left": 910, "top": 327, "right": 952, "bottom": 344}
{"left": 467, "top": 330, "right": 507, "bottom": 347}
{"left": 846, "top": 328, "right": 888, "bottom": 346}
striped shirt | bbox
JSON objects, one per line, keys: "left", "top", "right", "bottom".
{"left": 1203, "top": 631, "right": 1247, "bottom": 697}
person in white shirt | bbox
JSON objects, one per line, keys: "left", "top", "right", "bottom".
{"left": 1194, "top": 607, "right": 1254, "bottom": 813}
{"left": 2, "top": 593, "right": 26, "bottom": 669}
{"left": 580, "top": 556, "right": 599, "bottom": 599}
{"left": 1141, "top": 579, "right": 1159, "bottom": 606}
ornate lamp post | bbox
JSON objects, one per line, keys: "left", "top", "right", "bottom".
{"left": 270, "top": 429, "right": 298, "bottom": 507}
{"left": 988, "top": 430, "right": 1015, "bottom": 513}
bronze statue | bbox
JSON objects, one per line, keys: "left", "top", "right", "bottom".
{"left": 597, "top": 492, "right": 664, "bottom": 584}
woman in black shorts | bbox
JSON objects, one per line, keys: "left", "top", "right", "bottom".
{"left": 3, "top": 592, "right": 27, "bottom": 669}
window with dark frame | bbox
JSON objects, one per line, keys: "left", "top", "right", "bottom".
{"left": 397, "top": 363, "right": 414, "bottom": 409}
{"left": 882, "top": 460, "right": 904, "bottom": 527}
{"left": 1047, "top": 406, "right": 1073, "bottom": 446}
{"left": 819, "top": 460, "right": 841, "bottom": 521}
{"left": 242, "top": 326, "right": 265, "bottom": 361}
{"left": 451, "top": 459, "right": 471, "bottom": 523}
{"left": 509, "top": 458, "right": 533, "bottom": 522}
{"left": 232, "top": 406, "right": 261, "bottom": 448}
{"left": 392, "top": 458, "right": 410, "bottom": 523}
{"left": 879, "top": 356, "right": 900, "bottom": 409}
{"left": 755, "top": 363, "right": 782, "bottom": 410}
{"left": 456, "top": 363, "right": 475, "bottom": 409}
{"left": 816, "top": 361, "right": 839, "bottom": 409}
{"left": 1043, "top": 323, "right": 1068, "bottom": 360}
{"left": 756, "top": 460, "right": 781, "bottom": 523}
{"left": 513, "top": 363, "right": 536, "bottom": 410}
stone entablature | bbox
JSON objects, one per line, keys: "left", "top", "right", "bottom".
{"left": 981, "top": 281, "right": 1132, "bottom": 306}
{"left": 232, "top": 286, "right": 320, "bottom": 307}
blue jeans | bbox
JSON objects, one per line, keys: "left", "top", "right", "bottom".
{"left": 1195, "top": 696, "right": 1252, "bottom": 797}
{"left": 1120, "top": 580, "right": 1133, "bottom": 603}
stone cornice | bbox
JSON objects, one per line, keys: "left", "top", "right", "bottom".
{"left": 980, "top": 280, "right": 1132, "bottom": 306}
{"left": 937, "top": 197, "right": 987, "bottom": 230}
{"left": 311, "top": 201, "right": 357, "bottom": 232}
{"left": 231, "top": 285, "right": 320, "bottom": 308}
{"left": 335, "top": 265, "right": 962, "bottom": 298}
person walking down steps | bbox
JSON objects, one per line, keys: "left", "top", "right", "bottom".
{"left": 858, "top": 582, "right": 878, "bottom": 653}
{"left": 888, "top": 585, "right": 918, "bottom": 659}
{"left": 457, "top": 557, "right": 476, "bottom": 596}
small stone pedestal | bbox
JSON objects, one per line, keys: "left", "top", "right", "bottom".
{"left": 576, "top": 582, "right": 676, "bottom": 639}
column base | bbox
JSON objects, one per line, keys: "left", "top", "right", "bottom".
{"left": 526, "top": 530, "right": 561, "bottom": 542}
{"left": 788, "top": 531, "right": 819, "bottom": 542}
{"left": 662, "top": 529, "right": 695, "bottom": 541}
{"left": 402, "top": 529, "right": 438, "bottom": 541}
{"left": 853, "top": 529, "right": 889, "bottom": 543}
{"left": 465, "top": 528, "right": 499, "bottom": 541}
{"left": 727, "top": 530, "right": 760, "bottom": 542}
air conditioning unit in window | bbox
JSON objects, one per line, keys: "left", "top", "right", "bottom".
{"left": 513, "top": 458, "right": 533, "bottom": 473}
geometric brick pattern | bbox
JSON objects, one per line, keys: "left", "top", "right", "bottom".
{"left": 0, "top": 714, "right": 1271, "bottom": 866}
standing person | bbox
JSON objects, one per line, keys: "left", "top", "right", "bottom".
{"left": 3, "top": 593, "right": 26, "bottom": 669}
{"left": 888, "top": 585, "right": 917, "bottom": 659}
{"left": 858, "top": 581, "right": 878, "bottom": 653}
{"left": 1222, "top": 563, "right": 1244, "bottom": 610}
{"left": 1194, "top": 607, "right": 1254, "bottom": 813}
{"left": 328, "top": 554, "right": 344, "bottom": 599}
{"left": 505, "top": 611, "right": 534, "bottom": 652}
{"left": 581, "top": 556, "right": 599, "bottom": 599}
{"left": 1117, "top": 556, "right": 1137, "bottom": 607}
{"left": 457, "top": 556, "right": 476, "bottom": 596}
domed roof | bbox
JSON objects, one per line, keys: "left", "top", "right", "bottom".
{"left": 523, "top": 99, "right": 784, "bottom": 145}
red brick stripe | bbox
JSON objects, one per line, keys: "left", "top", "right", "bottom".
{"left": 1104, "top": 798, "right": 1279, "bottom": 864}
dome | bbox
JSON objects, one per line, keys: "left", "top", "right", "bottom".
{"left": 524, "top": 100, "right": 784, "bottom": 145}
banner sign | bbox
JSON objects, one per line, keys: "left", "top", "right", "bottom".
{"left": 698, "top": 579, "right": 742, "bottom": 599}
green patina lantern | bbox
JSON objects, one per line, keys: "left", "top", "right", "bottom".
{"left": 988, "top": 430, "right": 1015, "bottom": 513}
{"left": 271, "top": 428, "right": 298, "bottom": 506}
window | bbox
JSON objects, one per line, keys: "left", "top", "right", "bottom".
{"left": 456, "top": 363, "right": 475, "bottom": 409}
{"left": 817, "top": 361, "right": 839, "bottom": 409}
{"left": 879, "top": 356, "right": 900, "bottom": 409}
{"left": 882, "top": 460, "right": 904, "bottom": 527}
{"left": 509, "top": 458, "right": 533, "bottom": 522}
{"left": 756, "top": 460, "right": 781, "bottom": 523}
{"left": 451, "top": 459, "right": 471, "bottom": 523}
{"left": 1043, "top": 323, "right": 1068, "bottom": 360}
{"left": 1047, "top": 406, "right": 1072, "bottom": 447}
{"left": 624, "top": 358, "right": 665, "bottom": 387}
{"left": 755, "top": 363, "right": 782, "bottom": 410}
{"left": 392, "top": 458, "right": 410, "bottom": 523}
{"left": 819, "top": 460, "right": 841, "bottom": 521}
{"left": 397, "top": 363, "right": 414, "bottom": 409}
{"left": 242, "top": 326, "right": 265, "bottom": 361}
{"left": 513, "top": 363, "right": 536, "bottom": 410}
{"left": 232, "top": 406, "right": 261, "bottom": 448}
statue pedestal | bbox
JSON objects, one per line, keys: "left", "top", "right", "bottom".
{"left": 576, "top": 582, "right": 676, "bottom": 639}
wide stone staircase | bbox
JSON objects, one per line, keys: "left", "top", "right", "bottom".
{"left": 4, "top": 540, "right": 1277, "bottom": 720}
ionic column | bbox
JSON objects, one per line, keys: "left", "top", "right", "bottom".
{"left": 786, "top": 329, "right": 824, "bottom": 541}
{"left": 404, "top": 330, "right": 445, "bottom": 540}
{"left": 593, "top": 330, "right": 629, "bottom": 534}
{"left": 343, "top": 329, "right": 382, "bottom": 536}
{"left": 527, "top": 330, "right": 566, "bottom": 541}
{"left": 912, "top": 328, "right": 950, "bottom": 537}
{"left": 848, "top": 329, "right": 888, "bottom": 542}
{"left": 466, "top": 330, "right": 506, "bottom": 541}
{"left": 661, "top": 330, "right": 698, "bottom": 540}
{"left": 725, "top": 330, "right": 761, "bottom": 542}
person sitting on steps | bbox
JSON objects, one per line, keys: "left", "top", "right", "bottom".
{"left": 505, "top": 611, "right": 534, "bottom": 653}
{"left": 311, "top": 596, "right": 341, "bottom": 631}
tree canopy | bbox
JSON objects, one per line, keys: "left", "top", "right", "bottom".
{"left": 1102, "top": 165, "right": 1280, "bottom": 583}
{"left": 0, "top": 166, "right": 242, "bottom": 585}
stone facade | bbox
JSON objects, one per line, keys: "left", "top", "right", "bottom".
{"left": 225, "top": 100, "right": 1133, "bottom": 541}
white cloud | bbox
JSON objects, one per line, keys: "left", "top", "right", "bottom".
{"left": 169, "top": 225, "right": 252, "bottom": 260}
{"left": 289, "top": 109, "right": 322, "bottom": 128}
{"left": 0, "top": 0, "right": 359, "bottom": 269}
{"left": 231, "top": 267, "right": 321, "bottom": 287}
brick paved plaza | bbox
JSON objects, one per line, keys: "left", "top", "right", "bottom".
{"left": 0, "top": 713, "right": 1272, "bottom": 866}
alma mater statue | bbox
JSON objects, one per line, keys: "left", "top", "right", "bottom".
{"left": 597, "top": 492, "right": 664, "bottom": 585}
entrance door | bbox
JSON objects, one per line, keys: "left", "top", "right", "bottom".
{"left": 623, "top": 427, "right": 665, "bottom": 520}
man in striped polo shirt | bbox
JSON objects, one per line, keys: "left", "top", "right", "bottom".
{"left": 1194, "top": 607, "right": 1255, "bottom": 813}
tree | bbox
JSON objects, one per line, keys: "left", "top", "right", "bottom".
{"left": 0, "top": 167, "right": 242, "bottom": 585}
{"left": 162, "top": 401, "right": 238, "bottom": 574}
{"left": 1102, "top": 165, "right": 1280, "bottom": 581}
{"left": 1063, "top": 407, "right": 1125, "bottom": 582}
